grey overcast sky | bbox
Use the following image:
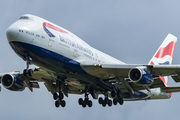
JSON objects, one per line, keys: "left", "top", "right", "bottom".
{"left": 1, "top": 1, "right": 180, "bottom": 120}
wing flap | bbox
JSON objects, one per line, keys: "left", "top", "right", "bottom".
{"left": 152, "top": 65, "right": 180, "bottom": 76}
{"left": 161, "top": 86, "right": 180, "bottom": 93}
{"left": 171, "top": 76, "right": 180, "bottom": 82}
{"left": 130, "top": 78, "right": 165, "bottom": 90}
{"left": 116, "top": 78, "right": 166, "bottom": 93}
{"left": 31, "top": 82, "right": 40, "bottom": 88}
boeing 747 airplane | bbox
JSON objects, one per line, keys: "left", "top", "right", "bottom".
{"left": 3, "top": 14, "right": 180, "bottom": 108}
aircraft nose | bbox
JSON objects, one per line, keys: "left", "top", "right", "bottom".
{"left": 6, "top": 23, "right": 19, "bottom": 42}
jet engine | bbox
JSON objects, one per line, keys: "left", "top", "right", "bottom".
{"left": 128, "top": 68, "right": 153, "bottom": 86}
{"left": 1, "top": 74, "right": 25, "bottom": 91}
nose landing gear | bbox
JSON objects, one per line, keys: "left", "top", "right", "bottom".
{"left": 23, "top": 56, "right": 33, "bottom": 76}
{"left": 23, "top": 69, "right": 33, "bottom": 76}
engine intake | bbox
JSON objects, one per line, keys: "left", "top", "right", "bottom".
{"left": 1, "top": 74, "right": 25, "bottom": 91}
{"left": 128, "top": 68, "right": 153, "bottom": 86}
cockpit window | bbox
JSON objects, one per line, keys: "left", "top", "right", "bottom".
{"left": 19, "top": 16, "right": 33, "bottom": 20}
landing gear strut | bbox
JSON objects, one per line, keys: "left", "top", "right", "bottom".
{"left": 78, "top": 89, "right": 93, "bottom": 108}
{"left": 54, "top": 80, "right": 66, "bottom": 108}
{"left": 23, "top": 56, "right": 33, "bottom": 76}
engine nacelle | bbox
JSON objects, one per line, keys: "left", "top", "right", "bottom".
{"left": 1, "top": 74, "right": 25, "bottom": 91}
{"left": 128, "top": 68, "right": 153, "bottom": 86}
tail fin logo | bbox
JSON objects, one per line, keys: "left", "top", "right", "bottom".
{"left": 149, "top": 34, "right": 177, "bottom": 65}
{"left": 154, "top": 41, "right": 176, "bottom": 59}
{"left": 149, "top": 34, "right": 177, "bottom": 86}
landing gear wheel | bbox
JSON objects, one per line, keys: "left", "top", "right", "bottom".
{"left": 111, "top": 91, "right": 116, "bottom": 98}
{"left": 59, "top": 92, "right": 64, "bottom": 100}
{"left": 98, "top": 97, "right": 103, "bottom": 104}
{"left": 82, "top": 101, "right": 86, "bottom": 108}
{"left": 55, "top": 100, "right": 60, "bottom": 107}
{"left": 104, "top": 97, "right": 109, "bottom": 104}
{"left": 108, "top": 100, "right": 112, "bottom": 107}
{"left": 78, "top": 98, "right": 83, "bottom": 105}
{"left": 102, "top": 100, "right": 106, "bottom": 107}
{"left": 28, "top": 69, "right": 33, "bottom": 76}
{"left": 85, "top": 98, "right": 89, "bottom": 104}
{"left": 23, "top": 69, "right": 28, "bottom": 76}
{"left": 53, "top": 93, "right": 58, "bottom": 100}
{"left": 61, "top": 100, "right": 66, "bottom": 107}
{"left": 113, "top": 98, "right": 118, "bottom": 105}
{"left": 119, "top": 98, "right": 124, "bottom": 105}
{"left": 117, "top": 90, "right": 121, "bottom": 97}
{"left": 88, "top": 100, "right": 92, "bottom": 107}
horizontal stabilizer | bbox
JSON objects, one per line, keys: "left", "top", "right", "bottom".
{"left": 161, "top": 86, "right": 180, "bottom": 93}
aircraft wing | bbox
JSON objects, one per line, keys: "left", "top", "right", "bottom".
{"left": 81, "top": 63, "right": 180, "bottom": 93}
{"left": 81, "top": 64, "right": 180, "bottom": 79}
{"left": 1, "top": 63, "right": 180, "bottom": 96}
{"left": 0, "top": 68, "right": 82, "bottom": 96}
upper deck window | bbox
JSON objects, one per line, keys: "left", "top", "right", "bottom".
{"left": 19, "top": 16, "right": 33, "bottom": 20}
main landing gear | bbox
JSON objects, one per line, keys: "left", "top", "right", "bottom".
{"left": 98, "top": 96, "right": 112, "bottom": 107}
{"left": 98, "top": 90, "right": 124, "bottom": 107}
{"left": 78, "top": 91, "right": 93, "bottom": 108}
{"left": 54, "top": 80, "right": 66, "bottom": 108}
{"left": 78, "top": 89, "right": 124, "bottom": 108}
{"left": 23, "top": 56, "right": 33, "bottom": 76}
{"left": 111, "top": 90, "right": 124, "bottom": 105}
{"left": 54, "top": 92, "right": 66, "bottom": 108}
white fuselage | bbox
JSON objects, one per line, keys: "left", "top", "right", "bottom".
{"left": 8, "top": 15, "right": 124, "bottom": 65}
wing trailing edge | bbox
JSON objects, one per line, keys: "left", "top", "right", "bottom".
{"left": 161, "top": 86, "right": 180, "bottom": 93}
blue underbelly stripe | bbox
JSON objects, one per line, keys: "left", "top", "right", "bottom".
{"left": 9, "top": 41, "right": 85, "bottom": 73}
